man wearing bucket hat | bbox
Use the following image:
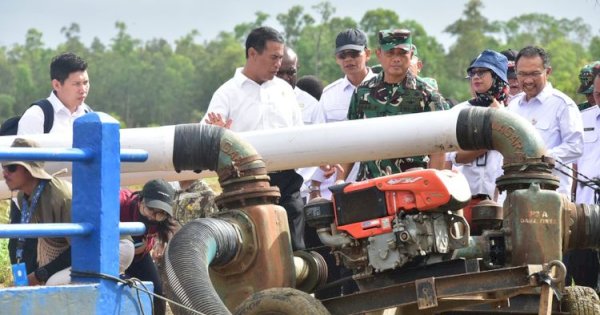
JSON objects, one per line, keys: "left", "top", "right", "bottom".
{"left": 3, "top": 138, "right": 73, "bottom": 286}
{"left": 448, "top": 50, "right": 510, "bottom": 233}
{"left": 576, "top": 61, "right": 600, "bottom": 111}
{"left": 340, "top": 29, "right": 449, "bottom": 182}
{"left": 120, "top": 178, "right": 180, "bottom": 315}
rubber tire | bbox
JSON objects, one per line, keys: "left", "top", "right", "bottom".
{"left": 561, "top": 286, "right": 600, "bottom": 315}
{"left": 234, "top": 287, "right": 330, "bottom": 315}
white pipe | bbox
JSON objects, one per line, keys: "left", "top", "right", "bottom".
{"left": 0, "top": 110, "right": 462, "bottom": 199}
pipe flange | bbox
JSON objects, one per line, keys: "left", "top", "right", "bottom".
{"left": 216, "top": 186, "right": 281, "bottom": 209}
{"left": 294, "top": 250, "right": 328, "bottom": 293}
{"left": 211, "top": 209, "right": 258, "bottom": 276}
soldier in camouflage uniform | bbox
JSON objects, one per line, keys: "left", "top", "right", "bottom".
{"left": 577, "top": 62, "right": 600, "bottom": 111}
{"left": 172, "top": 179, "right": 219, "bottom": 225}
{"left": 346, "top": 29, "right": 449, "bottom": 180}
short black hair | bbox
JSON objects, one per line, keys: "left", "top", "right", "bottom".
{"left": 516, "top": 46, "right": 550, "bottom": 69}
{"left": 50, "top": 52, "right": 88, "bottom": 83}
{"left": 245, "top": 26, "right": 284, "bottom": 59}
{"left": 296, "top": 75, "right": 324, "bottom": 100}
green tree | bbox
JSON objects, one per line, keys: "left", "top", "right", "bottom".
{"left": 276, "top": 5, "right": 315, "bottom": 48}
{"left": 443, "top": 0, "right": 500, "bottom": 101}
{"left": 233, "top": 12, "right": 269, "bottom": 42}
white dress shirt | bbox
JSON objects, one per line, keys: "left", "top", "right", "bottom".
{"left": 17, "top": 91, "right": 91, "bottom": 136}
{"left": 576, "top": 105, "right": 600, "bottom": 204}
{"left": 448, "top": 102, "right": 504, "bottom": 200}
{"left": 507, "top": 84, "right": 584, "bottom": 199}
{"left": 295, "top": 86, "right": 324, "bottom": 125}
{"left": 203, "top": 68, "right": 303, "bottom": 132}
{"left": 310, "top": 70, "right": 376, "bottom": 199}
{"left": 320, "top": 69, "right": 376, "bottom": 123}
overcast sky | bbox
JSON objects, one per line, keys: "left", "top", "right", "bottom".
{"left": 1, "top": 0, "right": 599, "bottom": 51}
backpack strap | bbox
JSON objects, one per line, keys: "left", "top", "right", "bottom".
{"left": 30, "top": 99, "right": 54, "bottom": 134}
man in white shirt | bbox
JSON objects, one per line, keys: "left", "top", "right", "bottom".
{"left": 18, "top": 52, "right": 92, "bottom": 136}
{"left": 307, "top": 28, "right": 376, "bottom": 201}
{"left": 576, "top": 67, "right": 600, "bottom": 204}
{"left": 277, "top": 46, "right": 324, "bottom": 125}
{"left": 564, "top": 65, "right": 600, "bottom": 292}
{"left": 203, "top": 26, "right": 306, "bottom": 250}
{"left": 276, "top": 46, "right": 325, "bottom": 202}
{"left": 507, "top": 46, "right": 583, "bottom": 200}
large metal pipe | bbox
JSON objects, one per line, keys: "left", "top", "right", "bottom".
{"left": 0, "top": 107, "right": 547, "bottom": 197}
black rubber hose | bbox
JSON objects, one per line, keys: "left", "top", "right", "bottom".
{"left": 164, "top": 218, "right": 239, "bottom": 315}
{"left": 456, "top": 107, "right": 494, "bottom": 151}
{"left": 172, "top": 123, "right": 224, "bottom": 173}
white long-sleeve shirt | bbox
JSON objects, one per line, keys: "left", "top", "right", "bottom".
{"left": 576, "top": 105, "right": 600, "bottom": 204}
{"left": 18, "top": 91, "right": 90, "bottom": 136}
{"left": 507, "top": 84, "right": 583, "bottom": 199}
{"left": 203, "top": 68, "right": 303, "bottom": 132}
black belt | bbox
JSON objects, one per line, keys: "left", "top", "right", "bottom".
{"left": 472, "top": 194, "right": 490, "bottom": 200}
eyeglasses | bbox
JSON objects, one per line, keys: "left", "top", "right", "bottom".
{"left": 336, "top": 50, "right": 362, "bottom": 60}
{"left": 516, "top": 71, "right": 544, "bottom": 78}
{"left": 2, "top": 165, "right": 18, "bottom": 173}
{"left": 277, "top": 68, "right": 297, "bottom": 77}
{"left": 467, "top": 69, "right": 490, "bottom": 79}
{"left": 142, "top": 203, "right": 169, "bottom": 221}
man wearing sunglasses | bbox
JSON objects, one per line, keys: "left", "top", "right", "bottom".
{"left": 340, "top": 29, "right": 449, "bottom": 182}
{"left": 277, "top": 46, "right": 324, "bottom": 126}
{"left": 307, "top": 29, "right": 375, "bottom": 202}
{"left": 4, "top": 138, "right": 73, "bottom": 286}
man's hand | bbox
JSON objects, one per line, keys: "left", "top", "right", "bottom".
{"left": 489, "top": 98, "right": 504, "bottom": 109}
{"left": 27, "top": 272, "right": 42, "bottom": 286}
{"left": 205, "top": 112, "right": 232, "bottom": 129}
{"left": 319, "top": 164, "right": 345, "bottom": 179}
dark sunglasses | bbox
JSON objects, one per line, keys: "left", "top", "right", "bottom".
{"left": 3, "top": 164, "right": 19, "bottom": 173}
{"left": 467, "top": 69, "right": 490, "bottom": 78}
{"left": 336, "top": 50, "right": 361, "bottom": 60}
{"left": 277, "top": 68, "right": 297, "bottom": 76}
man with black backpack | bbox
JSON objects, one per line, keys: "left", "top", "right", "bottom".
{"left": 3, "top": 52, "right": 93, "bottom": 280}
{"left": 16, "top": 52, "right": 92, "bottom": 135}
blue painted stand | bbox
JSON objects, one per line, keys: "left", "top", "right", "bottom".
{"left": 0, "top": 113, "right": 153, "bottom": 314}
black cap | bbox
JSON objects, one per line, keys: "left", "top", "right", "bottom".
{"left": 501, "top": 49, "right": 517, "bottom": 79}
{"left": 141, "top": 179, "right": 175, "bottom": 216}
{"left": 335, "top": 29, "right": 367, "bottom": 54}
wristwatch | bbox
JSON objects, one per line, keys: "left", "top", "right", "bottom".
{"left": 308, "top": 185, "right": 320, "bottom": 192}
{"left": 34, "top": 267, "right": 49, "bottom": 283}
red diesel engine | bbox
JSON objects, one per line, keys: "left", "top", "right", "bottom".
{"left": 304, "top": 169, "right": 472, "bottom": 276}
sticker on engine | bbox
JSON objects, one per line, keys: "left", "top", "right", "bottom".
{"left": 387, "top": 176, "right": 422, "bottom": 185}
{"left": 416, "top": 277, "right": 438, "bottom": 309}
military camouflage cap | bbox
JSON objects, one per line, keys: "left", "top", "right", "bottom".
{"left": 578, "top": 61, "right": 600, "bottom": 94}
{"left": 378, "top": 29, "right": 412, "bottom": 52}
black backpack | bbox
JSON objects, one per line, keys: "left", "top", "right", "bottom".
{"left": 0, "top": 99, "right": 55, "bottom": 135}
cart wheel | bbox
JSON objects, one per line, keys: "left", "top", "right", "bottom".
{"left": 234, "top": 287, "right": 330, "bottom": 315}
{"left": 561, "top": 286, "right": 600, "bottom": 315}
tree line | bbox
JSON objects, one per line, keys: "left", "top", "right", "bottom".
{"left": 0, "top": 0, "right": 597, "bottom": 128}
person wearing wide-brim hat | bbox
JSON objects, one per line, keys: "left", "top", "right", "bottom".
{"left": 449, "top": 50, "right": 510, "bottom": 234}
{"left": 3, "top": 137, "right": 72, "bottom": 286}
{"left": 119, "top": 178, "right": 180, "bottom": 315}
{"left": 465, "top": 49, "right": 510, "bottom": 108}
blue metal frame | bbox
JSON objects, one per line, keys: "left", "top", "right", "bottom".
{"left": 0, "top": 112, "right": 153, "bottom": 314}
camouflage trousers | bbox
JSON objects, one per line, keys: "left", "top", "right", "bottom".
{"left": 172, "top": 179, "right": 219, "bottom": 225}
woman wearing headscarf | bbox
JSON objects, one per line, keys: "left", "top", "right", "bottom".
{"left": 448, "top": 49, "right": 509, "bottom": 234}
